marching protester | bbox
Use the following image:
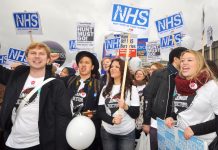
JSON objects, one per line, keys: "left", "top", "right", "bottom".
{"left": 59, "top": 67, "right": 76, "bottom": 78}
{"left": 100, "top": 57, "right": 112, "bottom": 89}
{"left": 0, "top": 42, "right": 72, "bottom": 150}
{"left": 64, "top": 51, "right": 102, "bottom": 150}
{"left": 148, "top": 62, "right": 164, "bottom": 76}
{"left": 98, "top": 58, "right": 140, "bottom": 150}
{"left": 165, "top": 50, "right": 218, "bottom": 147}
{"left": 142, "top": 47, "right": 187, "bottom": 150}
{"left": 133, "top": 68, "right": 149, "bottom": 139}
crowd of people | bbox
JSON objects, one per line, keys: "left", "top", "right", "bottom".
{"left": 0, "top": 42, "right": 218, "bottom": 150}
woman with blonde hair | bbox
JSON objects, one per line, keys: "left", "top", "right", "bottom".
{"left": 149, "top": 62, "right": 164, "bottom": 76}
{"left": 165, "top": 50, "right": 218, "bottom": 147}
{"left": 133, "top": 68, "right": 149, "bottom": 139}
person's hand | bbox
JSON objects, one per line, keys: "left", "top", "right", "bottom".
{"left": 165, "top": 117, "right": 175, "bottom": 128}
{"left": 142, "top": 124, "right": 150, "bottom": 134}
{"left": 184, "top": 127, "right": 194, "bottom": 140}
{"left": 10, "top": 62, "right": 22, "bottom": 70}
{"left": 50, "top": 53, "right": 59, "bottom": 63}
{"left": 112, "top": 115, "right": 122, "bottom": 125}
{"left": 83, "top": 110, "right": 93, "bottom": 118}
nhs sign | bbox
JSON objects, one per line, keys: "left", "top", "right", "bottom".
{"left": 13, "top": 12, "right": 42, "bottom": 34}
{"left": 0, "top": 55, "right": 7, "bottom": 64}
{"left": 8, "top": 48, "right": 28, "bottom": 64}
{"left": 111, "top": 4, "right": 150, "bottom": 34}
{"left": 160, "top": 32, "right": 182, "bottom": 48}
{"left": 69, "top": 40, "right": 77, "bottom": 52}
{"left": 155, "top": 12, "right": 184, "bottom": 34}
{"left": 105, "top": 38, "right": 120, "bottom": 50}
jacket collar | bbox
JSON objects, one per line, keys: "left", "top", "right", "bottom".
{"left": 167, "top": 63, "right": 178, "bottom": 75}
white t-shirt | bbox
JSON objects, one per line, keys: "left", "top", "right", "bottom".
{"left": 177, "top": 80, "right": 218, "bottom": 145}
{"left": 98, "top": 85, "right": 140, "bottom": 135}
{"left": 6, "top": 75, "right": 44, "bottom": 148}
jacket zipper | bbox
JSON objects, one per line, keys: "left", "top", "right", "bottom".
{"left": 164, "top": 74, "right": 172, "bottom": 119}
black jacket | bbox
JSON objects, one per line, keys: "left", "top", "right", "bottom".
{"left": 64, "top": 76, "right": 102, "bottom": 150}
{"left": 143, "top": 64, "right": 177, "bottom": 125}
{"left": 0, "top": 65, "right": 72, "bottom": 150}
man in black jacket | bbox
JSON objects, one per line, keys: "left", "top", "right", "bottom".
{"left": 0, "top": 42, "right": 72, "bottom": 150}
{"left": 142, "top": 47, "right": 187, "bottom": 150}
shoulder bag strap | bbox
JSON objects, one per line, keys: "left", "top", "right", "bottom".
{"left": 16, "top": 77, "right": 55, "bottom": 116}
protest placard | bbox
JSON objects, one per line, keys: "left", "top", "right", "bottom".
{"left": 13, "top": 12, "right": 42, "bottom": 34}
{"left": 77, "top": 22, "right": 95, "bottom": 51}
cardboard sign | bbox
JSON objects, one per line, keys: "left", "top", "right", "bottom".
{"left": 0, "top": 55, "right": 7, "bottom": 64}
{"left": 7, "top": 48, "right": 28, "bottom": 64}
{"left": 104, "top": 34, "right": 121, "bottom": 57}
{"left": 157, "top": 118, "right": 207, "bottom": 150}
{"left": 13, "top": 12, "right": 42, "bottom": 34}
{"left": 77, "top": 22, "right": 95, "bottom": 50}
{"left": 110, "top": 4, "right": 150, "bottom": 34}
{"left": 146, "top": 41, "right": 161, "bottom": 62}
{"left": 160, "top": 32, "right": 182, "bottom": 48}
{"left": 119, "top": 33, "right": 137, "bottom": 57}
{"left": 155, "top": 12, "right": 184, "bottom": 35}
{"left": 69, "top": 40, "right": 77, "bottom": 52}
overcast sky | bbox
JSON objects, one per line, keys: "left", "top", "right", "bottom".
{"left": 0, "top": 0, "right": 217, "bottom": 64}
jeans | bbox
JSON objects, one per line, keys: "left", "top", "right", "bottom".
{"left": 101, "top": 127, "right": 135, "bottom": 150}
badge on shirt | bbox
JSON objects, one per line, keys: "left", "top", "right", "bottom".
{"left": 189, "top": 82, "right": 198, "bottom": 90}
{"left": 80, "top": 92, "right": 86, "bottom": 98}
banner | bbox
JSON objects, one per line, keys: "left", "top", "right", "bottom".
{"left": 157, "top": 118, "right": 207, "bottom": 150}
{"left": 146, "top": 41, "right": 161, "bottom": 62}
{"left": 77, "top": 22, "right": 95, "bottom": 51}
{"left": 110, "top": 4, "right": 150, "bottom": 34}
{"left": 13, "top": 12, "right": 42, "bottom": 34}
{"left": 119, "top": 33, "right": 137, "bottom": 57}
{"left": 7, "top": 48, "right": 28, "bottom": 64}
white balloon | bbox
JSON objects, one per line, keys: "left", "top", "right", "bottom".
{"left": 129, "top": 57, "right": 142, "bottom": 72}
{"left": 66, "top": 116, "right": 96, "bottom": 150}
{"left": 180, "top": 35, "right": 195, "bottom": 49}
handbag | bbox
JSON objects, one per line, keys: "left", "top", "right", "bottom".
{"left": 209, "top": 136, "right": 218, "bottom": 150}
{"left": 135, "top": 132, "right": 150, "bottom": 150}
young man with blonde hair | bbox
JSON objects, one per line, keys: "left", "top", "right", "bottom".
{"left": 0, "top": 42, "right": 71, "bottom": 150}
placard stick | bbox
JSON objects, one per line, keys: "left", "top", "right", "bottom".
{"left": 120, "top": 33, "right": 130, "bottom": 111}
{"left": 209, "top": 45, "right": 212, "bottom": 60}
{"left": 201, "top": 33, "right": 205, "bottom": 57}
{"left": 29, "top": 31, "right": 34, "bottom": 43}
{"left": 171, "top": 30, "right": 177, "bottom": 48}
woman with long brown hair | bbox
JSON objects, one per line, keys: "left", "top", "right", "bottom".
{"left": 98, "top": 58, "right": 140, "bottom": 150}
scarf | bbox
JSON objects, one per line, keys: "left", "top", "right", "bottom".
{"left": 175, "top": 71, "right": 210, "bottom": 96}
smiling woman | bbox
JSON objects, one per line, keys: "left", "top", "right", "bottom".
{"left": 165, "top": 50, "right": 218, "bottom": 148}
{"left": 98, "top": 58, "right": 140, "bottom": 150}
